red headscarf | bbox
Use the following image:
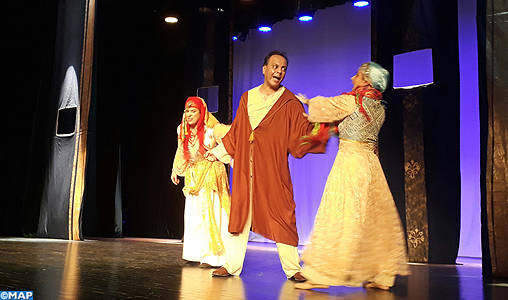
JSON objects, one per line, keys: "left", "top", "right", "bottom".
{"left": 179, "top": 97, "right": 218, "bottom": 160}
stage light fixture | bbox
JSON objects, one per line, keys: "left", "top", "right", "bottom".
{"left": 296, "top": 1, "right": 315, "bottom": 22}
{"left": 238, "top": 30, "right": 249, "bottom": 42}
{"left": 164, "top": 16, "right": 178, "bottom": 23}
{"left": 298, "top": 15, "right": 313, "bottom": 22}
{"left": 258, "top": 25, "right": 272, "bottom": 32}
{"left": 353, "top": 0, "right": 370, "bottom": 7}
{"left": 298, "top": 10, "right": 315, "bottom": 22}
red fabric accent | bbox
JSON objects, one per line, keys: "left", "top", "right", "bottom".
{"left": 301, "top": 123, "right": 332, "bottom": 144}
{"left": 341, "top": 86, "right": 383, "bottom": 121}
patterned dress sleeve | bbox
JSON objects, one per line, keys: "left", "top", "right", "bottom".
{"left": 307, "top": 94, "right": 356, "bottom": 123}
{"left": 172, "top": 125, "right": 188, "bottom": 176}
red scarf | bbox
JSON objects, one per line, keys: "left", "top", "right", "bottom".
{"left": 341, "top": 86, "right": 382, "bottom": 121}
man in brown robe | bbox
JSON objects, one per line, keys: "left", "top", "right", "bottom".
{"left": 210, "top": 51, "right": 327, "bottom": 280}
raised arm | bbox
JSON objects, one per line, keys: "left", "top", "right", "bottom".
{"left": 307, "top": 94, "right": 356, "bottom": 123}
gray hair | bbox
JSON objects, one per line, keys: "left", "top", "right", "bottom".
{"left": 358, "top": 62, "right": 389, "bottom": 92}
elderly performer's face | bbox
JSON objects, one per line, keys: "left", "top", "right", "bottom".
{"left": 262, "top": 54, "right": 287, "bottom": 90}
{"left": 351, "top": 70, "right": 370, "bottom": 90}
{"left": 185, "top": 105, "right": 201, "bottom": 127}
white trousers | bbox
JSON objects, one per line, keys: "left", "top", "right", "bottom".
{"left": 222, "top": 198, "right": 302, "bottom": 277}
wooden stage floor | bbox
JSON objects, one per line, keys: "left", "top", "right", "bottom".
{"left": 0, "top": 237, "right": 507, "bottom": 299}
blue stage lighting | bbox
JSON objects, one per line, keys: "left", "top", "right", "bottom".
{"left": 298, "top": 15, "right": 313, "bottom": 22}
{"left": 353, "top": 1, "right": 370, "bottom": 7}
{"left": 232, "top": 36, "right": 238, "bottom": 41}
{"left": 258, "top": 26, "right": 272, "bottom": 32}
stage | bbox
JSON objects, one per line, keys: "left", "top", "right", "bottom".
{"left": 0, "top": 237, "right": 506, "bottom": 299}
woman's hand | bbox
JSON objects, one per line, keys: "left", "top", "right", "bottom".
{"left": 204, "top": 150, "right": 218, "bottom": 162}
{"left": 171, "top": 170, "right": 180, "bottom": 185}
{"left": 296, "top": 93, "right": 309, "bottom": 105}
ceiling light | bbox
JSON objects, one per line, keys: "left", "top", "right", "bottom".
{"left": 298, "top": 15, "right": 313, "bottom": 22}
{"left": 353, "top": 1, "right": 370, "bottom": 7}
{"left": 164, "top": 16, "right": 178, "bottom": 23}
{"left": 258, "top": 26, "right": 272, "bottom": 32}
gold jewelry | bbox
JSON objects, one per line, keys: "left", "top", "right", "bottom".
{"left": 188, "top": 131, "right": 197, "bottom": 146}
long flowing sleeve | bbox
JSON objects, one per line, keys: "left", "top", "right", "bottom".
{"left": 221, "top": 92, "right": 249, "bottom": 160}
{"left": 172, "top": 125, "right": 188, "bottom": 176}
{"left": 307, "top": 94, "right": 356, "bottom": 123}
{"left": 287, "top": 99, "right": 328, "bottom": 158}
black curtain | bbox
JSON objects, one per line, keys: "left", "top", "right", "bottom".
{"left": 375, "top": 0, "right": 461, "bottom": 263}
{"left": 479, "top": 0, "right": 508, "bottom": 278}
{"left": 83, "top": 1, "right": 231, "bottom": 238}
{"left": 0, "top": 2, "right": 58, "bottom": 237}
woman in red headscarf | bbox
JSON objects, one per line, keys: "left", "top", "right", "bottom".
{"left": 171, "top": 96, "right": 232, "bottom": 268}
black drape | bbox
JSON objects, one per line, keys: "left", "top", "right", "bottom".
{"left": 374, "top": 0, "right": 461, "bottom": 263}
{"left": 83, "top": 1, "right": 231, "bottom": 239}
{"left": 479, "top": 0, "right": 508, "bottom": 278}
{"left": 0, "top": 2, "right": 58, "bottom": 237}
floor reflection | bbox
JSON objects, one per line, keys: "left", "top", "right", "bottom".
{"left": 181, "top": 265, "right": 245, "bottom": 299}
{"left": 59, "top": 241, "right": 80, "bottom": 300}
{"left": 0, "top": 238, "right": 506, "bottom": 300}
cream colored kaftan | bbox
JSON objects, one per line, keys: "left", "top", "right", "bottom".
{"left": 172, "top": 126, "right": 231, "bottom": 266}
{"left": 301, "top": 94, "right": 410, "bottom": 287}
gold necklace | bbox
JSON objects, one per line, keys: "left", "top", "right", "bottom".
{"left": 188, "top": 131, "right": 197, "bottom": 147}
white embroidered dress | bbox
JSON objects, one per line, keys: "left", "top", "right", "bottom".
{"left": 172, "top": 125, "right": 231, "bottom": 266}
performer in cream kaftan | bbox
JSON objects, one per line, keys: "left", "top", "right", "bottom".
{"left": 296, "top": 62, "right": 410, "bottom": 290}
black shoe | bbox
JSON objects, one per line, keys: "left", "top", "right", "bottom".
{"left": 212, "top": 267, "right": 232, "bottom": 277}
{"left": 289, "top": 272, "right": 307, "bottom": 282}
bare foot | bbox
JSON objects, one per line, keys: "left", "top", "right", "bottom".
{"left": 212, "top": 267, "right": 231, "bottom": 277}
{"left": 294, "top": 282, "right": 330, "bottom": 290}
{"left": 362, "top": 281, "right": 390, "bottom": 291}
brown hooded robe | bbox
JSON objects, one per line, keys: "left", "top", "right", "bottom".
{"left": 222, "top": 88, "right": 327, "bottom": 246}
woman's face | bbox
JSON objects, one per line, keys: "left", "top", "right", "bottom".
{"left": 351, "top": 70, "right": 370, "bottom": 89}
{"left": 185, "top": 106, "right": 201, "bottom": 127}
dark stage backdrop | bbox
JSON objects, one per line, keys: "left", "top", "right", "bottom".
{"left": 0, "top": 2, "right": 58, "bottom": 237}
{"left": 82, "top": 1, "right": 231, "bottom": 238}
{"left": 479, "top": 0, "right": 508, "bottom": 278}
{"left": 372, "top": 0, "right": 462, "bottom": 263}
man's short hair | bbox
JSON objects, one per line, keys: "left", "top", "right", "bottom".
{"left": 263, "top": 50, "right": 288, "bottom": 67}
